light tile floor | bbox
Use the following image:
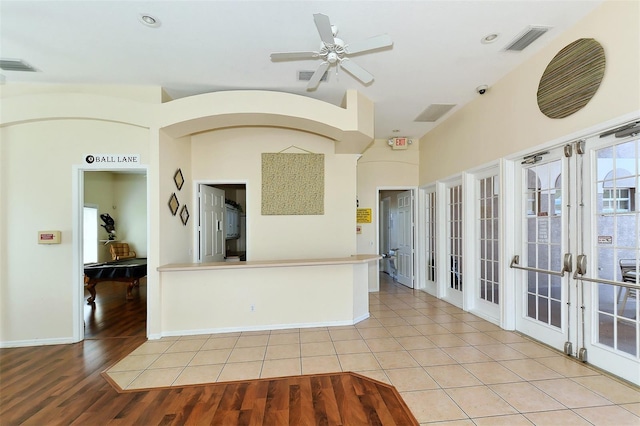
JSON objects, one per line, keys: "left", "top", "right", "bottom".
{"left": 106, "top": 274, "right": 640, "bottom": 425}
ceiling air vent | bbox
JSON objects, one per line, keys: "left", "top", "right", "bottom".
{"left": 414, "top": 104, "right": 456, "bottom": 122}
{"left": 504, "top": 26, "right": 550, "bottom": 51}
{"left": 298, "top": 70, "right": 328, "bottom": 82}
{"left": 0, "top": 58, "right": 38, "bottom": 72}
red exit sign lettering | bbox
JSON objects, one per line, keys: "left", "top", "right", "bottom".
{"left": 392, "top": 137, "right": 409, "bottom": 150}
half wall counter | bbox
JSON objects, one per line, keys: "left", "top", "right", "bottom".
{"left": 157, "top": 255, "right": 380, "bottom": 337}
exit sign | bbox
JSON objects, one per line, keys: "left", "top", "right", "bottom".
{"left": 392, "top": 137, "right": 409, "bottom": 150}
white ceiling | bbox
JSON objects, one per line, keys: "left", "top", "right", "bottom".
{"left": 0, "top": 0, "right": 603, "bottom": 140}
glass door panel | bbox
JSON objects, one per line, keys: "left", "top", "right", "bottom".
{"left": 515, "top": 148, "right": 571, "bottom": 351}
{"left": 449, "top": 185, "right": 463, "bottom": 289}
{"left": 526, "top": 160, "right": 564, "bottom": 327}
{"left": 445, "top": 182, "right": 463, "bottom": 306}
{"left": 475, "top": 173, "right": 500, "bottom": 321}
{"left": 581, "top": 135, "right": 639, "bottom": 384}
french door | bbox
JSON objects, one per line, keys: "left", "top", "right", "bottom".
{"left": 514, "top": 133, "right": 639, "bottom": 384}
{"left": 580, "top": 133, "right": 639, "bottom": 384}
{"left": 514, "top": 147, "right": 569, "bottom": 349}
{"left": 445, "top": 181, "right": 464, "bottom": 306}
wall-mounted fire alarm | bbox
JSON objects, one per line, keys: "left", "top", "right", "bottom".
{"left": 38, "top": 230, "right": 61, "bottom": 244}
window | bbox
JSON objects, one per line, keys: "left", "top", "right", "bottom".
{"left": 602, "top": 188, "right": 633, "bottom": 212}
{"left": 83, "top": 206, "right": 98, "bottom": 264}
{"left": 448, "top": 184, "right": 463, "bottom": 290}
{"left": 479, "top": 175, "right": 500, "bottom": 304}
{"left": 425, "top": 191, "right": 437, "bottom": 282}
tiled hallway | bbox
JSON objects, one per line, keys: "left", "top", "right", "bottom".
{"left": 107, "top": 273, "right": 640, "bottom": 425}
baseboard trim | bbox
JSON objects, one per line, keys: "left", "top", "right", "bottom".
{"left": 0, "top": 337, "right": 77, "bottom": 348}
{"left": 157, "top": 314, "right": 371, "bottom": 339}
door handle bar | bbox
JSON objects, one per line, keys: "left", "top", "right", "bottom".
{"left": 572, "top": 254, "right": 640, "bottom": 290}
{"left": 572, "top": 272, "right": 640, "bottom": 290}
{"left": 509, "top": 255, "right": 567, "bottom": 277}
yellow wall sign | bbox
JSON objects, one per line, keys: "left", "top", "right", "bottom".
{"left": 357, "top": 208, "right": 372, "bottom": 223}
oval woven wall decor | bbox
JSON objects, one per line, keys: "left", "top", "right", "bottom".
{"left": 537, "top": 38, "right": 605, "bottom": 119}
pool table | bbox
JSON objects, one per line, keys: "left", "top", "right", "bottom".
{"left": 84, "top": 258, "right": 147, "bottom": 304}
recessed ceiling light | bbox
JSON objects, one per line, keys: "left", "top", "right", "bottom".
{"left": 481, "top": 33, "right": 499, "bottom": 44}
{"left": 138, "top": 14, "right": 161, "bottom": 28}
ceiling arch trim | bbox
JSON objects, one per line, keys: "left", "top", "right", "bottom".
{"left": 0, "top": 93, "right": 152, "bottom": 129}
{"left": 158, "top": 90, "right": 374, "bottom": 154}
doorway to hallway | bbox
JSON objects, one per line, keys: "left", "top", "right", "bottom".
{"left": 76, "top": 169, "right": 149, "bottom": 342}
{"left": 379, "top": 189, "right": 415, "bottom": 288}
{"left": 198, "top": 183, "right": 247, "bottom": 262}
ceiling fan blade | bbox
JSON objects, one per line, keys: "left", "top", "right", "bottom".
{"left": 270, "top": 51, "right": 318, "bottom": 61}
{"left": 307, "top": 62, "right": 330, "bottom": 91}
{"left": 339, "top": 59, "right": 374, "bottom": 84}
{"left": 346, "top": 34, "right": 393, "bottom": 55}
{"left": 313, "top": 13, "right": 335, "bottom": 45}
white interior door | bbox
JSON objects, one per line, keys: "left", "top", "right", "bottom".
{"left": 380, "top": 197, "right": 391, "bottom": 274}
{"left": 199, "top": 185, "right": 225, "bottom": 262}
{"left": 396, "top": 190, "right": 413, "bottom": 288}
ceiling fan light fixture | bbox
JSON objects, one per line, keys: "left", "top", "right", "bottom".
{"left": 271, "top": 13, "right": 392, "bottom": 89}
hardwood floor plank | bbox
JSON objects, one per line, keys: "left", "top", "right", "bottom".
{"left": 358, "top": 378, "right": 396, "bottom": 425}
{"left": 183, "top": 386, "right": 227, "bottom": 425}
{"left": 310, "top": 375, "right": 329, "bottom": 425}
{"left": 288, "top": 384, "right": 303, "bottom": 425}
{"left": 263, "top": 379, "right": 289, "bottom": 425}
{"left": 376, "top": 384, "right": 417, "bottom": 425}
{"left": 246, "top": 380, "right": 269, "bottom": 426}
{"left": 295, "top": 375, "right": 316, "bottom": 426}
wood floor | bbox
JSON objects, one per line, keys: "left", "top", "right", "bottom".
{"left": 0, "top": 280, "right": 417, "bottom": 425}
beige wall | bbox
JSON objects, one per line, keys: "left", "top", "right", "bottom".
{"left": 356, "top": 139, "right": 419, "bottom": 289}
{"left": 191, "top": 127, "right": 359, "bottom": 260}
{"left": 419, "top": 0, "right": 640, "bottom": 183}
{"left": 0, "top": 86, "right": 372, "bottom": 346}
{"left": 160, "top": 263, "right": 369, "bottom": 334}
{"left": 113, "top": 173, "right": 147, "bottom": 258}
{"left": 0, "top": 119, "right": 149, "bottom": 344}
{"left": 159, "top": 133, "right": 192, "bottom": 266}
{"left": 84, "top": 172, "right": 117, "bottom": 263}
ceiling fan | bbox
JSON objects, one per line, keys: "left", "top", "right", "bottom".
{"left": 270, "top": 13, "right": 393, "bottom": 90}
